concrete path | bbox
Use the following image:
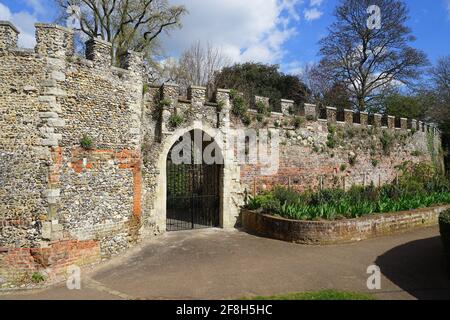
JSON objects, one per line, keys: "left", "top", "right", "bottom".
{"left": 1, "top": 227, "right": 450, "bottom": 300}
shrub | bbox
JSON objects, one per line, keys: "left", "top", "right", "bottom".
{"left": 371, "top": 158, "right": 379, "bottom": 167}
{"left": 380, "top": 131, "right": 394, "bottom": 155}
{"left": 31, "top": 272, "right": 45, "bottom": 283}
{"left": 439, "top": 209, "right": 450, "bottom": 271}
{"left": 169, "top": 114, "right": 184, "bottom": 128}
{"left": 292, "top": 117, "right": 303, "bottom": 129}
{"left": 340, "top": 164, "right": 347, "bottom": 172}
{"left": 80, "top": 135, "right": 94, "bottom": 150}
{"left": 326, "top": 134, "right": 336, "bottom": 149}
{"left": 306, "top": 115, "right": 315, "bottom": 121}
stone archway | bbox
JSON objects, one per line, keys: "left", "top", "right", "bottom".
{"left": 166, "top": 129, "right": 223, "bottom": 231}
{"left": 151, "top": 122, "right": 238, "bottom": 232}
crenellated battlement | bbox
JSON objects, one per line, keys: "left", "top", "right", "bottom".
{"left": 152, "top": 80, "right": 440, "bottom": 137}
{"left": 0, "top": 21, "right": 143, "bottom": 76}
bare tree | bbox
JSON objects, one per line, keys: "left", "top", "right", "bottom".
{"left": 319, "top": 0, "right": 428, "bottom": 110}
{"left": 162, "top": 41, "right": 231, "bottom": 94}
{"left": 55, "top": 0, "right": 187, "bottom": 64}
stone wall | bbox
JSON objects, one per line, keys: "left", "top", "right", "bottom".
{"left": 0, "top": 19, "right": 445, "bottom": 287}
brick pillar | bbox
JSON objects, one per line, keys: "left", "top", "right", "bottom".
{"left": 304, "top": 103, "right": 317, "bottom": 120}
{"left": 344, "top": 109, "right": 353, "bottom": 124}
{"left": 360, "top": 112, "right": 368, "bottom": 126}
{"left": 388, "top": 116, "right": 395, "bottom": 129}
{"left": 216, "top": 89, "right": 231, "bottom": 128}
{"left": 188, "top": 86, "right": 207, "bottom": 106}
{"left": 411, "top": 119, "right": 417, "bottom": 132}
{"left": 85, "top": 38, "right": 112, "bottom": 68}
{"left": 374, "top": 114, "right": 382, "bottom": 127}
{"left": 0, "top": 21, "right": 19, "bottom": 50}
{"left": 281, "top": 99, "right": 294, "bottom": 116}
{"left": 400, "top": 118, "right": 408, "bottom": 130}
{"left": 326, "top": 107, "right": 337, "bottom": 123}
{"left": 120, "top": 50, "right": 144, "bottom": 76}
{"left": 35, "top": 23, "right": 74, "bottom": 58}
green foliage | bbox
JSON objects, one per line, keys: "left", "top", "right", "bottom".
{"left": 411, "top": 150, "right": 422, "bottom": 157}
{"left": 159, "top": 99, "right": 171, "bottom": 108}
{"left": 215, "top": 63, "right": 309, "bottom": 113}
{"left": 243, "top": 290, "right": 375, "bottom": 301}
{"left": 80, "top": 135, "right": 94, "bottom": 150}
{"left": 246, "top": 165, "right": 450, "bottom": 221}
{"left": 306, "top": 115, "right": 315, "bottom": 121}
{"left": 217, "top": 100, "right": 225, "bottom": 112}
{"left": 291, "top": 117, "right": 304, "bottom": 129}
{"left": 326, "top": 134, "right": 336, "bottom": 149}
{"left": 371, "top": 158, "right": 379, "bottom": 167}
{"left": 383, "top": 94, "right": 426, "bottom": 120}
{"left": 230, "top": 89, "right": 252, "bottom": 126}
{"left": 31, "top": 272, "right": 45, "bottom": 284}
{"left": 169, "top": 114, "right": 184, "bottom": 128}
{"left": 340, "top": 164, "right": 347, "bottom": 172}
{"left": 439, "top": 209, "right": 450, "bottom": 270}
{"left": 349, "top": 153, "right": 357, "bottom": 166}
{"left": 380, "top": 131, "right": 394, "bottom": 155}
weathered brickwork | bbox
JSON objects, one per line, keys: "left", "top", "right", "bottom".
{"left": 242, "top": 205, "right": 450, "bottom": 245}
{"left": 0, "top": 20, "right": 445, "bottom": 288}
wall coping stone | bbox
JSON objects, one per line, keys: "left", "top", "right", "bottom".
{"left": 0, "top": 20, "right": 20, "bottom": 34}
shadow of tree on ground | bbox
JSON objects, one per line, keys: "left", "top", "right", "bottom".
{"left": 376, "top": 236, "right": 450, "bottom": 300}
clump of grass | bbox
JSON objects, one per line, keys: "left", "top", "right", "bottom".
{"left": 80, "top": 135, "right": 94, "bottom": 150}
{"left": 31, "top": 272, "right": 45, "bottom": 284}
{"left": 169, "top": 114, "right": 184, "bottom": 128}
{"left": 243, "top": 290, "right": 375, "bottom": 301}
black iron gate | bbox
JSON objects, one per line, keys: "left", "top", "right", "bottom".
{"left": 166, "top": 134, "right": 221, "bottom": 231}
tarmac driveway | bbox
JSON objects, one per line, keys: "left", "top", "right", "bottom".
{"left": 1, "top": 226, "right": 449, "bottom": 300}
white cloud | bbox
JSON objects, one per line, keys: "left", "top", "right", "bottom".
{"left": 0, "top": 3, "right": 12, "bottom": 20}
{"left": 446, "top": 0, "right": 450, "bottom": 19}
{"left": 310, "top": 0, "right": 324, "bottom": 6}
{"left": 304, "top": 8, "right": 323, "bottom": 21}
{"left": 0, "top": 2, "right": 37, "bottom": 48}
{"left": 160, "top": 0, "right": 302, "bottom": 64}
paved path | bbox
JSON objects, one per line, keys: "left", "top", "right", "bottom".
{"left": 1, "top": 227, "right": 450, "bottom": 300}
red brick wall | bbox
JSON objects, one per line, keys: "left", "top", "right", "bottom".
{"left": 0, "top": 240, "right": 100, "bottom": 287}
{"left": 241, "top": 205, "right": 450, "bottom": 245}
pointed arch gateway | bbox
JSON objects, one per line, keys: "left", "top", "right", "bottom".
{"left": 166, "top": 129, "right": 223, "bottom": 231}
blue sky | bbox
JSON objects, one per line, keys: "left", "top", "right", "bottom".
{"left": 1, "top": 0, "right": 449, "bottom": 74}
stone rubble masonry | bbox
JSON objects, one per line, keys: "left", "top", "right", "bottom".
{"left": 0, "top": 20, "right": 444, "bottom": 287}
{"left": 0, "top": 21, "right": 19, "bottom": 50}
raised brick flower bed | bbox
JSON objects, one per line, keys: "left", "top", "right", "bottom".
{"left": 241, "top": 205, "right": 450, "bottom": 245}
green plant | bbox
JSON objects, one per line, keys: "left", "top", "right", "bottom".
{"left": 326, "top": 134, "right": 336, "bottom": 149}
{"left": 349, "top": 153, "right": 358, "bottom": 166}
{"left": 256, "top": 114, "right": 264, "bottom": 122}
{"left": 169, "top": 114, "right": 184, "bottom": 128}
{"left": 31, "top": 272, "right": 45, "bottom": 284}
{"left": 440, "top": 209, "right": 450, "bottom": 271}
{"left": 256, "top": 101, "right": 269, "bottom": 115}
{"left": 340, "top": 164, "right": 347, "bottom": 172}
{"left": 159, "top": 98, "right": 171, "bottom": 108}
{"left": 246, "top": 166, "right": 450, "bottom": 222}
{"left": 242, "top": 114, "right": 252, "bottom": 126}
{"left": 371, "top": 158, "right": 379, "bottom": 167}
{"left": 217, "top": 100, "right": 225, "bottom": 112}
{"left": 80, "top": 135, "right": 94, "bottom": 150}
{"left": 411, "top": 150, "right": 422, "bottom": 157}
{"left": 306, "top": 115, "right": 315, "bottom": 121}
{"left": 328, "top": 124, "right": 337, "bottom": 135}
{"left": 380, "top": 131, "right": 394, "bottom": 155}
{"left": 292, "top": 117, "right": 304, "bottom": 129}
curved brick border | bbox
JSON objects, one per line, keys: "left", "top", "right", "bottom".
{"left": 241, "top": 205, "right": 450, "bottom": 245}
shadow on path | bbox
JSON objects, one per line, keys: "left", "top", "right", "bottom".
{"left": 376, "top": 236, "right": 450, "bottom": 300}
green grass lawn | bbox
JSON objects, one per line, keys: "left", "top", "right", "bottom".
{"left": 243, "top": 290, "right": 375, "bottom": 300}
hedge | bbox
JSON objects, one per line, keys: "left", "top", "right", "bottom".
{"left": 439, "top": 209, "right": 450, "bottom": 270}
